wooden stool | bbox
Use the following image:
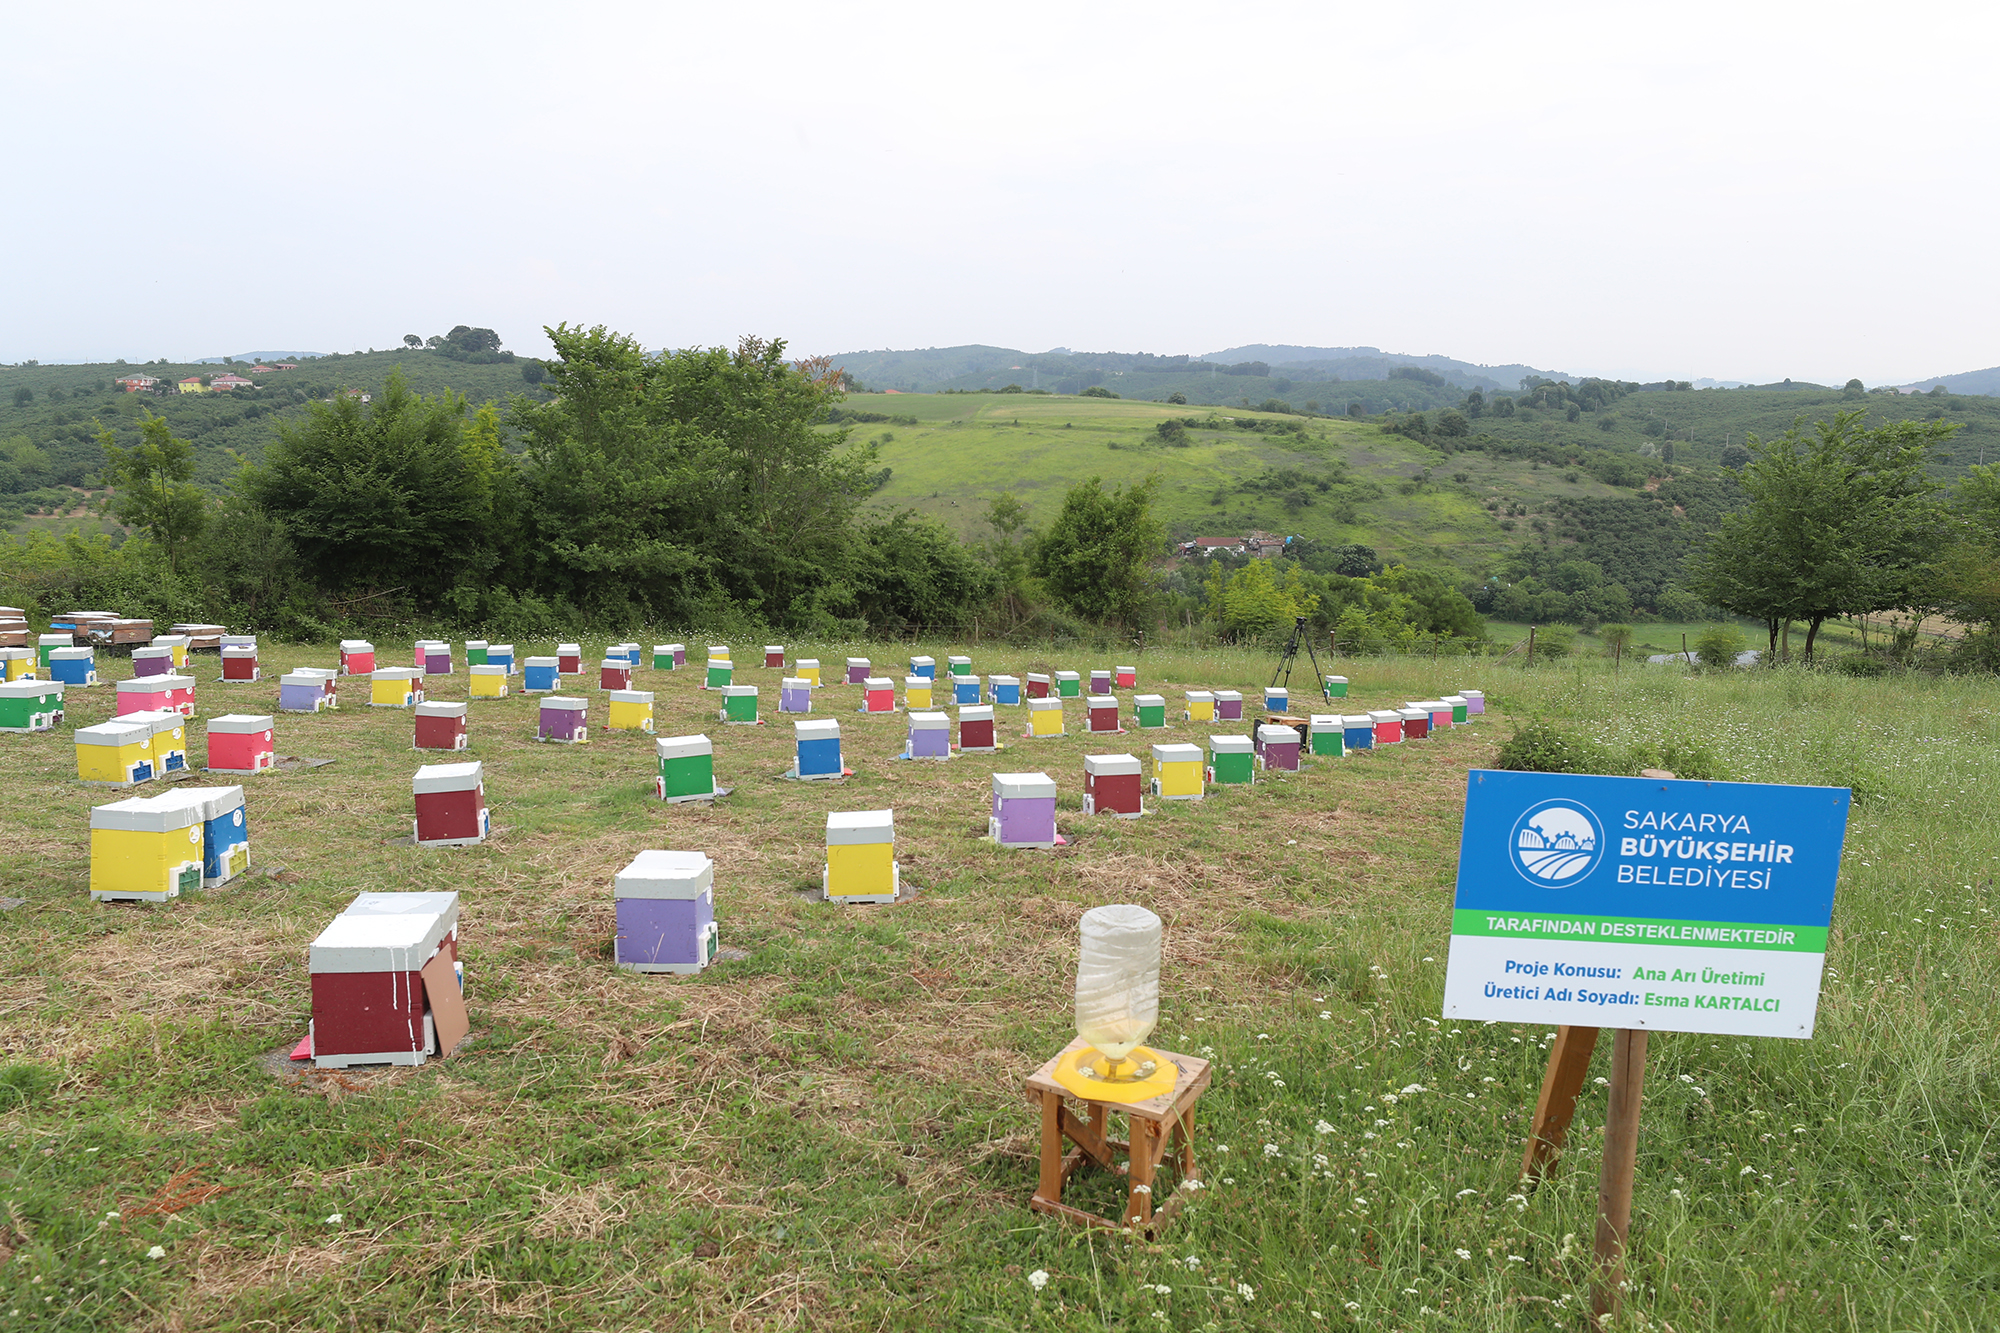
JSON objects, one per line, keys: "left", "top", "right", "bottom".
{"left": 1024, "top": 1037, "right": 1212, "bottom": 1235}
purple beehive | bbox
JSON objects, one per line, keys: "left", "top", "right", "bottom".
{"left": 424, "top": 643, "right": 452, "bottom": 675}
{"left": 904, "top": 710, "right": 950, "bottom": 760}
{"left": 780, "top": 677, "right": 812, "bottom": 713}
{"left": 1215, "top": 690, "right": 1244, "bottom": 721}
{"left": 989, "top": 771, "right": 1058, "bottom": 849}
{"left": 538, "top": 696, "right": 588, "bottom": 743}
{"left": 1258, "top": 723, "right": 1302, "bottom": 771}
{"left": 132, "top": 646, "right": 174, "bottom": 679}
{"left": 278, "top": 673, "right": 326, "bottom": 712}
{"left": 613, "top": 850, "right": 717, "bottom": 974}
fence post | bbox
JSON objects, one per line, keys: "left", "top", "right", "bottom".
{"left": 1525, "top": 626, "right": 1537, "bottom": 666}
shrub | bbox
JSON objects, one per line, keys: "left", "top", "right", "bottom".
{"left": 1693, "top": 624, "right": 1746, "bottom": 669}
{"left": 1836, "top": 654, "right": 1889, "bottom": 678}
{"left": 1531, "top": 624, "right": 1575, "bottom": 660}
{"left": 1495, "top": 718, "right": 1617, "bottom": 774}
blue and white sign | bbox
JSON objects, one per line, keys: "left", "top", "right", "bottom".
{"left": 1442, "top": 770, "right": 1850, "bottom": 1038}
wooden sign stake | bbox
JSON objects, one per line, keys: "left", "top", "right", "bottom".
{"left": 1516, "top": 1023, "right": 1651, "bottom": 1328}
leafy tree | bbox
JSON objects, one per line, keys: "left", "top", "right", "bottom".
{"left": 1436, "top": 410, "right": 1470, "bottom": 438}
{"left": 1600, "top": 623, "right": 1633, "bottom": 659}
{"left": 1347, "top": 402, "right": 1363, "bottom": 418}
{"left": 1720, "top": 441, "right": 1750, "bottom": 468}
{"left": 1684, "top": 411, "right": 1951, "bottom": 660}
{"left": 520, "top": 360, "right": 547, "bottom": 386}
{"left": 1156, "top": 419, "right": 1189, "bottom": 446}
{"left": 97, "top": 413, "right": 208, "bottom": 574}
{"left": 403, "top": 334, "right": 422, "bottom": 349}
{"left": 1080, "top": 385, "right": 1119, "bottom": 399}
{"left": 846, "top": 512, "right": 997, "bottom": 632}
{"left": 1566, "top": 405, "right": 1580, "bottom": 423}
{"left": 1167, "top": 392, "right": 1187, "bottom": 405}
{"left": 1030, "top": 475, "right": 1164, "bottom": 627}
{"left": 11, "top": 387, "right": 30, "bottom": 408}
{"left": 1204, "top": 557, "right": 1319, "bottom": 640}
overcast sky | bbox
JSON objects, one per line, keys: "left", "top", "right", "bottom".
{"left": 5, "top": 2, "right": 1994, "bottom": 385}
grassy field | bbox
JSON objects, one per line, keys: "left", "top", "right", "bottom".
{"left": 855, "top": 395, "right": 1633, "bottom": 574}
{"left": 1, "top": 643, "right": 1997, "bottom": 1330}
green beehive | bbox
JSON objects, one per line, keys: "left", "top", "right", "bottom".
{"left": 0, "top": 679, "right": 63, "bottom": 732}
{"left": 1134, "top": 693, "right": 1166, "bottom": 729}
{"left": 1446, "top": 694, "right": 1468, "bottom": 724}
{"left": 706, "top": 658, "right": 733, "bottom": 689}
{"left": 656, "top": 733, "right": 718, "bottom": 802}
{"left": 720, "top": 684, "right": 758, "bottom": 724}
{"left": 1055, "top": 670, "right": 1081, "bottom": 698}
{"left": 1325, "top": 674, "right": 1349, "bottom": 699}
{"left": 1309, "top": 714, "right": 1343, "bottom": 757}
{"left": 1208, "top": 734, "right": 1254, "bottom": 786}
{"left": 465, "top": 640, "right": 489, "bottom": 666}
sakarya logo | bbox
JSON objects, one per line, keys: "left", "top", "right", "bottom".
{"left": 1511, "top": 799, "right": 1605, "bottom": 886}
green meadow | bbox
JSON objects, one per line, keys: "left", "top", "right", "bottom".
{"left": 0, "top": 642, "right": 1995, "bottom": 1330}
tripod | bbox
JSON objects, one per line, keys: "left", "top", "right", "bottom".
{"left": 1268, "top": 615, "right": 1327, "bottom": 700}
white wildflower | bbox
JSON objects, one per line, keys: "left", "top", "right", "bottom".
{"left": 1237, "top": 1282, "right": 1255, "bottom": 1301}
{"left": 146, "top": 1246, "right": 166, "bottom": 1260}
{"left": 325, "top": 1213, "right": 343, "bottom": 1225}
{"left": 1027, "top": 1269, "right": 1049, "bottom": 1291}
{"left": 1264, "top": 1144, "right": 1281, "bottom": 1158}
{"left": 1455, "top": 1247, "right": 1471, "bottom": 1260}
{"left": 1315, "top": 1120, "right": 1335, "bottom": 1134}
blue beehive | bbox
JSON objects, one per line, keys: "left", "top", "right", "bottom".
{"left": 953, "top": 675, "right": 981, "bottom": 706}
{"left": 523, "top": 657, "right": 559, "bottom": 692}
{"left": 794, "top": 719, "right": 843, "bottom": 780}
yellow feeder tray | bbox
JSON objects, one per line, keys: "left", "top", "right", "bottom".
{"left": 1051, "top": 1045, "right": 1178, "bottom": 1103}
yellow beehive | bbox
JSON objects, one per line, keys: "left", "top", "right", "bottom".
{"left": 607, "top": 689, "right": 655, "bottom": 732}
{"left": 468, "top": 665, "right": 509, "bottom": 699}
{"left": 825, "top": 810, "right": 897, "bottom": 903}
{"left": 370, "top": 668, "right": 421, "bottom": 707}
{"left": 1028, "top": 697, "right": 1065, "bottom": 737}
{"left": 89, "top": 793, "right": 206, "bottom": 902}
{"left": 76, "top": 719, "right": 155, "bottom": 786}
{"left": 796, "top": 658, "right": 821, "bottom": 687}
{"left": 905, "top": 677, "right": 932, "bottom": 710}
{"left": 1184, "top": 690, "right": 1215, "bottom": 723}
{"left": 1151, "top": 742, "right": 1206, "bottom": 800}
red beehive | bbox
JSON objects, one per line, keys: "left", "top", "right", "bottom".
{"left": 600, "top": 661, "right": 632, "bottom": 690}
{"left": 412, "top": 761, "right": 488, "bottom": 846}
{"left": 1088, "top": 695, "right": 1121, "bottom": 733}
{"left": 307, "top": 893, "right": 463, "bottom": 1068}
{"left": 414, "top": 702, "right": 468, "bottom": 752}
{"left": 958, "top": 704, "right": 996, "bottom": 752}
{"left": 1083, "top": 753, "right": 1144, "bottom": 818}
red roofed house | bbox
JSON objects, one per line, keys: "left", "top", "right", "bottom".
{"left": 210, "top": 373, "right": 254, "bottom": 390}
{"left": 115, "top": 375, "right": 158, "bottom": 393}
{"left": 177, "top": 377, "right": 207, "bottom": 394}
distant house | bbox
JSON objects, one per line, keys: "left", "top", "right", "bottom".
{"left": 272, "top": 363, "right": 299, "bottom": 370}
{"left": 114, "top": 375, "right": 158, "bottom": 393}
{"left": 341, "top": 388, "right": 372, "bottom": 403}
{"left": 1181, "top": 538, "right": 1246, "bottom": 558}
{"left": 249, "top": 365, "right": 276, "bottom": 373}
{"left": 209, "top": 373, "right": 254, "bottom": 390}
{"left": 177, "top": 377, "right": 207, "bottom": 394}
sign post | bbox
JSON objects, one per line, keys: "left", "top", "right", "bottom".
{"left": 1443, "top": 770, "right": 1849, "bottom": 1324}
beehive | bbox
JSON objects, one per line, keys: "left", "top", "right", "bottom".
{"left": 76, "top": 719, "right": 155, "bottom": 785}
{"left": 708, "top": 645, "right": 731, "bottom": 663}
{"left": 339, "top": 640, "right": 375, "bottom": 675}
{"left": 523, "top": 656, "right": 560, "bottom": 692}
{"left": 793, "top": 719, "right": 843, "bottom": 779}
{"left": 89, "top": 794, "right": 205, "bottom": 902}
{"left": 48, "top": 647, "right": 96, "bottom": 687}
{"left": 845, "top": 657, "right": 871, "bottom": 685}
{"left": 607, "top": 689, "right": 655, "bottom": 732}
{"left": 1027, "top": 696, "right": 1065, "bottom": 738}
{"left": 1115, "top": 665, "right": 1137, "bottom": 689}
{"left": 0, "top": 679, "right": 62, "bottom": 732}
{"left": 126, "top": 709, "right": 190, "bottom": 778}
{"left": 1419, "top": 699, "right": 1452, "bottom": 731}
{"left": 185, "top": 784, "right": 250, "bottom": 887}
{"left": 1309, "top": 714, "right": 1343, "bottom": 758}
{"left": 468, "top": 664, "right": 509, "bottom": 699}
{"left": 952, "top": 674, "right": 982, "bottom": 706}
{"left": 1398, "top": 706, "right": 1429, "bottom": 740}
{"left": 412, "top": 761, "right": 488, "bottom": 846}
{"left": 653, "top": 644, "right": 680, "bottom": 670}
{"left": 1208, "top": 734, "right": 1254, "bottom": 785}
{"left": 862, "top": 677, "right": 896, "bottom": 713}
{"left": 909, "top": 654, "right": 936, "bottom": 680}
{"left": 296, "top": 666, "right": 341, "bottom": 709}
{"left": 1054, "top": 670, "right": 1080, "bottom": 699}
{"left": 780, "top": 677, "right": 813, "bottom": 713}
{"left": 1026, "top": 672, "right": 1051, "bottom": 699}
{"left": 903, "top": 676, "right": 932, "bottom": 710}
{"left": 1444, "top": 694, "right": 1469, "bottom": 724}
{"left": 206, "top": 713, "right": 276, "bottom": 774}
{"left": 1089, "top": 669, "right": 1112, "bottom": 696}
{"left": 1369, "top": 709, "right": 1403, "bottom": 745}
{"left": 117, "top": 673, "right": 195, "bottom": 718}
{"left": 958, "top": 704, "right": 996, "bottom": 752}
{"left": 824, "top": 810, "right": 897, "bottom": 903}
{"left": 1087, "top": 694, "right": 1120, "bottom": 734}
{"left": 422, "top": 641, "right": 452, "bottom": 675}
{"left": 719, "top": 684, "right": 759, "bottom": 724}
{"left": 1324, "top": 674, "right": 1349, "bottom": 699}
{"left": 1, "top": 646, "right": 36, "bottom": 679}
{"left": 487, "top": 644, "right": 516, "bottom": 674}
{"left": 904, "top": 710, "right": 950, "bottom": 760}
{"left": 1083, "top": 753, "right": 1144, "bottom": 818}
{"left": 947, "top": 655, "right": 972, "bottom": 678}
{"left": 414, "top": 701, "right": 469, "bottom": 751}
{"left": 1264, "top": 686, "right": 1288, "bottom": 714}
{"left": 218, "top": 634, "right": 256, "bottom": 653}
{"left": 221, "top": 644, "right": 260, "bottom": 682}
{"left": 1214, "top": 689, "right": 1244, "bottom": 721}
{"left": 988, "top": 674, "right": 1021, "bottom": 705}
{"left": 1258, "top": 723, "right": 1302, "bottom": 772}
{"left": 465, "top": 640, "right": 489, "bottom": 666}
{"left": 132, "top": 645, "right": 174, "bottom": 678}
{"left": 1184, "top": 690, "right": 1215, "bottom": 723}
{"left": 538, "top": 696, "right": 589, "bottom": 743}
{"left": 614, "top": 850, "right": 718, "bottom": 975}
{"left": 705, "top": 657, "right": 733, "bottom": 689}
{"left": 308, "top": 897, "right": 462, "bottom": 1068}
{"left": 600, "top": 658, "right": 633, "bottom": 691}
{"left": 795, "top": 657, "right": 821, "bottom": 687}
{"left": 36, "top": 633, "right": 69, "bottom": 672}
{"left": 1150, "top": 742, "right": 1205, "bottom": 800}
{"left": 1459, "top": 689, "right": 1485, "bottom": 716}
{"left": 1133, "top": 694, "right": 1167, "bottom": 729}
{"left": 368, "top": 667, "right": 423, "bottom": 709}
{"left": 764, "top": 645, "right": 786, "bottom": 669}
{"left": 656, "top": 734, "right": 719, "bottom": 802}
{"left": 153, "top": 634, "right": 191, "bottom": 669}
{"left": 1344, "top": 713, "right": 1375, "bottom": 752}
{"left": 558, "top": 643, "right": 583, "bottom": 674}
{"left": 990, "top": 771, "right": 1058, "bottom": 848}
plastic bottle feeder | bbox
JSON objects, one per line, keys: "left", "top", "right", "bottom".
{"left": 719, "top": 685, "right": 759, "bottom": 724}
{"left": 1208, "top": 735, "right": 1254, "bottom": 785}
{"left": 524, "top": 657, "right": 559, "bottom": 692}
{"left": 1134, "top": 694, "right": 1166, "bottom": 729}
{"left": 207, "top": 714, "right": 276, "bottom": 774}
{"left": 903, "top": 711, "right": 950, "bottom": 760}
{"left": 991, "top": 771, "right": 1059, "bottom": 848}
{"left": 656, "top": 734, "right": 720, "bottom": 802}
{"left": 538, "top": 696, "right": 589, "bottom": 743}
{"left": 412, "top": 761, "right": 489, "bottom": 846}
{"left": 1083, "top": 753, "right": 1144, "bottom": 818}
{"left": 793, "top": 719, "right": 843, "bottom": 779}
{"left": 780, "top": 677, "right": 813, "bottom": 713}
{"left": 414, "top": 702, "right": 469, "bottom": 751}
{"left": 607, "top": 690, "right": 655, "bottom": 732}
{"left": 958, "top": 704, "right": 996, "bottom": 752}
{"left": 824, "top": 809, "right": 898, "bottom": 904}
{"left": 1027, "top": 697, "right": 1065, "bottom": 738}
{"left": 89, "top": 794, "right": 205, "bottom": 902}
{"left": 1150, "top": 742, "right": 1205, "bottom": 801}
{"left": 614, "top": 850, "right": 718, "bottom": 975}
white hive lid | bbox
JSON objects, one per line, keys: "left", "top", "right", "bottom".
{"left": 1054, "top": 670, "right": 1079, "bottom": 680}
{"left": 51, "top": 647, "right": 93, "bottom": 659}
{"left": 608, "top": 690, "right": 654, "bottom": 704}
{"left": 294, "top": 667, "right": 338, "bottom": 681}
{"left": 116, "top": 675, "right": 176, "bottom": 692}
{"left": 989, "top": 674, "right": 1019, "bottom": 684}
{"left": 1209, "top": 734, "right": 1253, "bottom": 754}
{"left": 665, "top": 644, "right": 686, "bottom": 652}
{"left": 1134, "top": 694, "right": 1165, "bottom": 706}
{"left": 208, "top": 713, "right": 274, "bottom": 734}
{"left": 1116, "top": 664, "right": 1136, "bottom": 673}
{"left": 183, "top": 784, "right": 245, "bottom": 820}
{"left": 76, "top": 720, "right": 150, "bottom": 746}
{"left": 708, "top": 645, "right": 729, "bottom": 655}
{"left": 993, "top": 771, "right": 1056, "bottom": 799}
{"left": 615, "top": 849, "right": 714, "bottom": 900}
{"left": 958, "top": 704, "right": 993, "bottom": 721}
{"left": 1459, "top": 688, "right": 1484, "bottom": 698}
{"left": 796, "top": 657, "right": 819, "bottom": 667}
{"left": 38, "top": 633, "right": 70, "bottom": 644}
{"left": 721, "top": 685, "right": 757, "bottom": 697}
{"left": 470, "top": 664, "right": 508, "bottom": 676}
{"left": 908, "top": 711, "right": 949, "bottom": 728}
{"left": 1084, "top": 753, "right": 1142, "bottom": 776}
{"left": 1308, "top": 714, "right": 1339, "bottom": 729}
{"left": 1185, "top": 690, "right": 1213, "bottom": 701}
{"left": 126, "top": 709, "right": 186, "bottom": 737}
{"left": 309, "top": 911, "right": 450, "bottom": 973}
{"left": 1215, "top": 689, "right": 1243, "bottom": 701}
{"left": 280, "top": 672, "right": 324, "bottom": 687}
{"left": 1368, "top": 710, "right": 1402, "bottom": 722}
{"left": 846, "top": 657, "right": 870, "bottom": 668}
{"left": 948, "top": 656, "right": 971, "bottom": 665}
{"left": 1344, "top": 714, "right": 1374, "bottom": 726}
{"left": 1266, "top": 686, "right": 1289, "bottom": 697}
{"left": 415, "top": 701, "right": 468, "bottom": 719}
{"left": 1397, "top": 706, "right": 1428, "bottom": 719}
{"left": 903, "top": 676, "right": 927, "bottom": 687}
{"left": 340, "top": 640, "right": 372, "bottom": 651}
{"left": 1443, "top": 695, "right": 1467, "bottom": 705}
{"left": 764, "top": 645, "right": 784, "bottom": 654}
{"left": 784, "top": 677, "right": 811, "bottom": 688}
{"left": 90, "top": 793, "right": 205, "bottom": 833}
{"left": 603, "top": 657, "right": 632, "bottom": 667}
{"left": 372, "top": 667, "right": 422, "bottom": 681}
{"left": 413, "top": 761, "right": 483, "bottom": 793}
{"left": 655, "top": 733, "right": 713, "bottom": 760}
{"left": 525, "top": 656, "right": 558, "bottom": 667}
{"left": 826, "top": 809, "right": 894, "bottom": 844}
{"left": 1326, "top": 675, "right": 1349, "bottom": 684}
{"left": 910, "top": 655, "right": 934, "bottom": 665}
{"left": 1029, "top": 697, "right": 1061, "bottom": 709}
{"left": 560, "top": 643, "right": 582, "bottom": 653}
{"left": 465, "top": 640, "right": 489, "bottom": 650}
{"left": 705, "top": 658, "right": 731, "bottom": 668}
{"left": 1087, "top": 695, "right": 1116, "bottom": 707}
{"left": 222, "top": 644, "right": 257, "bottom": 655}
{"left": 1026, "top": 672, "right": 1050, "bottom": 683}
{"left": 795, "top": 719, "right": 841, "bottom": 740}
{"left": 1258, "top": 724, "right": 1298, "bottom": 744}
{"left": 541, "top": 695, "right": 588, "bottom": 710}
{"left": 1152, "top": 742, "right": 1203, "bottom": 763}
{"left": 0, "top": 680, "right": 59, "bottom": 699}
{"left": 133, "top": 646, "right": 173, "bottom": 658}
{"left": 341, "top": 891, "right": 459, "bottom": 942}
{"left": 864, "top": 677, "right": 894, "bottom": 688}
